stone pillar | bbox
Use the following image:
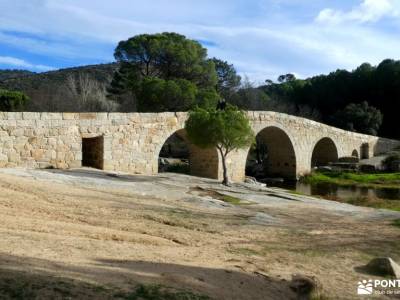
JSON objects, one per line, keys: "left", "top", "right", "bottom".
{"left": 189, "top": 144, "right": 219, "bottom": 179}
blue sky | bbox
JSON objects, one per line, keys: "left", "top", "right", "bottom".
{"left": 1, "top": 0, "right": 400, "bottom": 82}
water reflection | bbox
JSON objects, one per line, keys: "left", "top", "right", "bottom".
{"left": 270, "top": 181, "right": 400, "bottom": 201}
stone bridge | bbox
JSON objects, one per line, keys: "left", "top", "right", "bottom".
{"left": 0, "top": 111, "right": 398, "bottom": 182}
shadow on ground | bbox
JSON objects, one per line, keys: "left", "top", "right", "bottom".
{"left": 40, "top": 168, "right": 165, "bottom": 183}
{"left": 39, "top": 168, "right": 228, "bottom": 190}
{"left": 0, "top": 253, "right": 298, "bottom": 300}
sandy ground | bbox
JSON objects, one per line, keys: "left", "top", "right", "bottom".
{"left": 0, "top": 168, "right": 399, "bottom": 299}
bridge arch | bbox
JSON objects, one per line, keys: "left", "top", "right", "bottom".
{"left": 157, "top": 129, "right": 219, "bottom": 179}
{"left": 311, "top": 137, "right": 339, "bottom": 167}
{"left": 352, "top": 149, "right": 359, "bottom": 158}
{"left": 246, "top": 126, "right": 297, "bottom": 180}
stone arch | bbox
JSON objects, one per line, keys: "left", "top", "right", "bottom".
{"left": 352, "top": 149, "right": 359, "bottom": 158}
{"left": 311, "top": 137, "right": 339, "bottom": 167}
{"left": 246, "top": 126, "right": 297, "bottom": 179}
{"left": 157, "top": 129, "right": 219, "bottom": 179}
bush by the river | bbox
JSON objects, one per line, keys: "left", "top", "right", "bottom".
{"left": 382, "top": 152, "right": 400, "bottom": 172}
{"left": 302, "top": 171, "right": 400, "bottom": 189}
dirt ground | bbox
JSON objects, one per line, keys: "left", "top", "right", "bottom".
{"left": 0, "top": 168, "right": 399, "bottom": 299}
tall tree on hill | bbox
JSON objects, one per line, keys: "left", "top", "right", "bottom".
{"left": 66, "top": 73, "right": 118, "bottom": 112}
{"left": 211, "top": 58, "right": 241, "bottom": 99}
{"left": 332, "top": 102, "right": 383, "bottom": 136}
{"left": 108, "top": 32, "right": 220, "bottom": 112}
{"left": 230, "top": 76, "right": 270, "bottom": 110}
{"left": 277, "top": 73, "right": 296, "bottom": 83}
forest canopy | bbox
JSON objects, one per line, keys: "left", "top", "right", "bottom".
{"left": 260, "top": 59, "right": 400, "bottom": 139}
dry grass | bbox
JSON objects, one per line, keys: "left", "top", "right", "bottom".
{"left": 0, "top": 170, "right": 398, "bottom": 299}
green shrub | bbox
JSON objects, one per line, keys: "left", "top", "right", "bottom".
{"left": 392, "top": 219, "right": 400, "bottom": 228}
{"left": 382, "top": 152, "right": 400, "bottom": 172}
{"left": 0, "top": 89, "right": 29, "bottom": 111}
{"left": 164, "top": 163, "right": 190, "bottom": 174}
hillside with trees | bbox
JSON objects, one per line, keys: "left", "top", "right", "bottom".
{"left": 0, "top": 64, "right": 118, "bottom": 112}
{"left": 0, "top": 70, "right": 34, "bottom": 81}
{"left": 260, "top": 59, "right": 400, "bottom": 139}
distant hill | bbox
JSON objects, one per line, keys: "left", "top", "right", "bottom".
{"left": 0, "top": 63, "right": 119, "bottom": 112}
{"left": 0, "top": 63, "right": 117, "bottom": 89}
{"left": 0, "top": 70, "right": 35, "bottom": 81}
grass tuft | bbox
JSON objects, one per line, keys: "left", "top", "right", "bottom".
{"left": 302, "top": 171, "right": 400, "bottom": 189}
{"left": 119, "top": 284, "right": 210, "bottom": 300}
{"left": 392, "top": 219, "right": 400, "bottom": 228}
{"left": 220, "top": 195, "right": 242, "bottom": 205}
{"left": 229, "top": 247, "right": 261, "bottom": 256}
{"left": 345, "top": 196, "right": 400, "bottom": 211}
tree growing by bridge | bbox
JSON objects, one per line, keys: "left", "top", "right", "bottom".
{"left": 185, "top": 105, "right": 254, "bottom": 185}
{"left": 211, "top": 58, "right": 241, "bottom": 99}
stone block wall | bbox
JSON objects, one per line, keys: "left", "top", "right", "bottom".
{"left": 0, "top": 111, "right": 398, "bottom": 182}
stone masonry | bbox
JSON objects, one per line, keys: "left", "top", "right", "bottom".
{"left": 0, "top": 111, "right": 398, "bottom": 182}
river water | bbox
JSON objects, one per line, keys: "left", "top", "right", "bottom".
{"left": 270, "top": 181, "right": 400, "bottom": 201}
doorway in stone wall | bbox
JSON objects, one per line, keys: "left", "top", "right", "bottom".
{"left": 361, "top": 143, "right": 370, "bottom": 159}
{"left": 82, "top": 136, "right": 104, "bottom": 169}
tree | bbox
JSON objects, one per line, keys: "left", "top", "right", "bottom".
{"left": 332, "top": 101, "right": 383, "bottom": 135}
{"left": 277, "top": 73, "right": 296, "bottom": 83}
{"left": 211, "top": 58, "right": 241, "bottom": 98}
{"left": 137, "top": 78, "right": 197, "bottom": 112}
{"left": 264, "top": 79, "right": 274, "bottom": 85}
{"left": 230, "top": 76, "right": 269, "bottom": 110}
{"left": 110, "top": 32, "right": 218, "bottom": 112}
{"left": 185, "top": 105, "right": 254, "bottom": 185}
{"left": 382, "top": 152, "right": 400, "bottom": 172}
{"left": 107, "top": 62, "right": 140, "bottom": 111}
{"left": 66, "top": 73, "right": 118, "bottom": 112}
{"left": 0, "top": 89, "right": 29, "bottom": 111}
{"left": 259, "top": 59, "right": 400, "bottom": 139}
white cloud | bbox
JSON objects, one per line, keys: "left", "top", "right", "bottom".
{"left": 0, "top": 31, "right": 111, "bottom": 62}
{"left": 0, "top": 56, "right": 55, "bottom": 71}
{"left": 316, "top": 0, "right": 397, "bottom": 24}
{"left": 0, "top": 1, "right": 400, "bottom": 80}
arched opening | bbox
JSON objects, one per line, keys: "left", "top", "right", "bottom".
{"left": 311, "top": 137, "right": 338, "bottom": 167}
{"left": 361, "top": 143, "right": 370, "bottom": 159}
{"left": 245, "top": 127, "right": 297, "bottom": 181}
{"left": 158, "top": 130, "right": 190, "bottom": 174}
{"left": 352, "top": 149, "right": 359, "bottom": 158}
{"left": 158, "top": 129, "right": 219, "bottom": 179}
